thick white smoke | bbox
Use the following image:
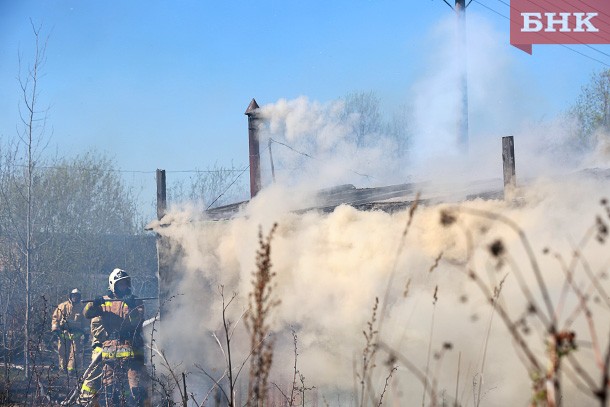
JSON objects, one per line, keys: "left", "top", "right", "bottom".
{"left": 153, "top": 175, "right": 610, "bottom": 406}
{"left": 257, "top": 96, "right": 403, "bottom": 192}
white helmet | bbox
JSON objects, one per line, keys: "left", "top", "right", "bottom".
{"left": 69, "top": 288, "right": 81, "bottom": 303}
{"left": 108, "top": 268, "right": 131, "bottom": 293}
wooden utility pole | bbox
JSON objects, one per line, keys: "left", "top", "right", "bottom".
{"left": 456, "top": 0, "right": 469, "bottom": 153}
{"left": 156, "top": 169, "right": 166, "bottom": 220}
{"left": 245, "top": 98, "right": 262, "bottom": 198}
{"left": 155, "top": 169, "right": 171, "bottom": 319}
{"left": 441, "top": 0, "right": 470, "bottom": 153}
{"left": 502, "top": 136, "right": 516, "bottom": 198}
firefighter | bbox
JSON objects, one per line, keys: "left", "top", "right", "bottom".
{"left": 52, "top": 288, "right": 88, "bottom": 374}
{"left": 83, "top": 268, "right": 149, "bottom": 407}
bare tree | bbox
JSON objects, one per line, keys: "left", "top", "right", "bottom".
{"left": 340, "top": 91, "right": 412, "bottom": 157}
{"left": 32, "top": 152, "right": 157, "bottom": 302}
{"left": 386, "top": 103, "right": 413, "bottom": 159}
{"left": 16, "top": 19, "right": 50, "bottom": 380}
{"left": 169, "top": 162, "right": 248, "bottom": 209}
{"left": 341, "top": 91, "right": 383, "bottom": 147}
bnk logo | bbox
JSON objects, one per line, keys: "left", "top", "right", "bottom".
{"left": 510, "top": 0, "right": 610, "bottom": 54}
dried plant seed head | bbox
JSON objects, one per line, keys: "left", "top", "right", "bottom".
{"left": 488, "top": 239, "right": 505, "bottom": 258}
{"left": 527, "top": 303, "right": 537, "bottom": 314}
{"left": 596, "top": 215, "right": 608, "bottom": 243}
{"left": 440, "top": 209, "right": 457, "bottom": 227}
{"left": 556, "top": 331, "right": 577, "bottom": 356}
{"left": 600, "top": 271, "right": 608, "bottom": 280}
{"left": 459, "top": 294, "right": 468, "bottom": 303}
{"left": 384, "top": 353, "right": 398, "bottom": 367}
{"left": 542, "top": 247, "right": 549, "bottom": 255}
{"left": 403, "top": 278, "right": 411, "bottom": 298}
{"left": 601, "top": 198, "right": 608, "bottom": 206}
{"left": 443, "top": 342, "right": 453, "bottom": 350}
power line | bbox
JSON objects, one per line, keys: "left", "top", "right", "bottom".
{"left": 583, "top": 45, "right": 610, "bottom": 60}
{"left": 268, "top": 138, "right": 376, "bottom": 181}
{"left": 268, "top": 138, "right": 314, "bottom": 159}
{"left": 163, "top": 169, "right": 247, "bottom": 174}
{"left": 206, "top": 165, "right": 250, "bottom": 210}
{"left": 14, "top": 164, "right": 247, "bottom": 175}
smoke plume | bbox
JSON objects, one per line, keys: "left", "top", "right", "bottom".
{"left": 148, "top": 11, "right": 610, "bottom": 407}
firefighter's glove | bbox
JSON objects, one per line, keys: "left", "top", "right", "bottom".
{"left": 123, "top": 294, "right": 136, "bottom": 308}
{"left": 92, "top": 296, "right": 104, "bottom": 308}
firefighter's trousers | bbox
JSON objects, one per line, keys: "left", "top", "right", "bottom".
{"left": 99, "top": 356, "right": 149, "bottom": 407}
{"left": 57, "top": 332, "right": 84, "bottom": 372}
{"left": 78, "top": 346, "right": 103, "bottom": 407}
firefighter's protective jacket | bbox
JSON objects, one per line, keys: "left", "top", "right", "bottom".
{"left": 83, "top": 294, "right": 145, "bottom": 351}
{"left": 52, "top": 300, "right": 87, "bottom": 335}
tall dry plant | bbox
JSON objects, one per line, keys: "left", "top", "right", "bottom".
{"left": 367, "top": 197, "right": 610, "bottom": 406}
{"left": 245, "top": 223, "right": 280, "bottom": 406}
{"left": 357, "top": 297, "right": 379, "bottom": 407}
{"left": 435, "top": 198, "right": 610, "bottom": 407}
{"left": 271, "top": 329, "right": 314, "bottom": 407}
{"left": 356, "top": 296, "right": 398, "bottom": 407}
{"left": 196, "top": 285, "right": 249, "bottom": 407}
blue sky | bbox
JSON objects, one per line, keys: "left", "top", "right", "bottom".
{"left": 1, "top": 0, "right": 609, "bottom": 212}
